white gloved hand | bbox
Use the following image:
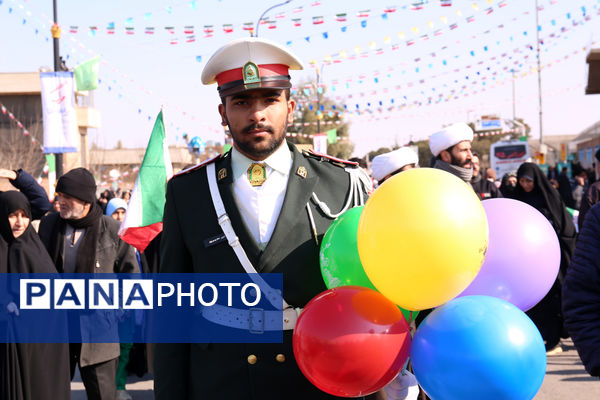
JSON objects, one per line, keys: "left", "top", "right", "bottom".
{"left": 6, "top": 301, "right": 20, "bottom": 316}
{"left": 383, "top": 370, "right": 420, "bottom": 400}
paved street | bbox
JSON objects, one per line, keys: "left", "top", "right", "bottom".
{"left": 71, "top": 338, "right": 598, "bottom": 399}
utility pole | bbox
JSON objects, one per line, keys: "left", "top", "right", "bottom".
{"left": 535, "top": 0, "right": 543, "bottom": 147}
{"left": 51, "top": 0, "right": 64, "bottom": 177}
{"left": 511, "top": 69, "right": 517, "bottom": 122}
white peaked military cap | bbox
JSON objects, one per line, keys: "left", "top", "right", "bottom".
{"left": 201, "top": 37, "right": 304, "bottom": 97}
{"left": 371, "top": 147, "right": 419, "bottom": 181}
{"left": 429, "top": 122, "right": 474, "bottom": 157}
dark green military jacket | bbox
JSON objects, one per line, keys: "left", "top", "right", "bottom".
{"left": 154, "top": 141, "right": 372, "bottom": 400}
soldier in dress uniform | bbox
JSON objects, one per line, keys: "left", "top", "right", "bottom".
{"left": 154, "top": 37, "right": 375, "bottom": 399}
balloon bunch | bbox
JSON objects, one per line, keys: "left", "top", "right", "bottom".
{"left": 293, "top": 168, "right": 557, "bottom": 399}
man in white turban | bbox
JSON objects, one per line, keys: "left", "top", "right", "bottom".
{"left": 371, "top": 147, "right": 419, "bottom": 184}
{"left": 429, "top": 122, "right": 474, "bottom": 182}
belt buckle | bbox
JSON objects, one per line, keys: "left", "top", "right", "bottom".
{"left": 282, "top": 308, "right": 298, "bottom": 330}
{"left": 248, "top": 308, "right": 264, "bottom": 334}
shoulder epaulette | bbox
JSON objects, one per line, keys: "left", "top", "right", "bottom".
{"left": 172, "top": 154, "right": 223, "bottom": 178}
{"left": 303, "top": 149, "right": 359, "bottom": 168}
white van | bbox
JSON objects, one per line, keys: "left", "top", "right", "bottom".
{"left": 490, "top": 139, "right": 530, "bottom": 178}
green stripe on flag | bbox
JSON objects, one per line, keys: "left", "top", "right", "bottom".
{"left": 45, "top": 154, "right": 56, "bottom": 173}
{"left": 139, "top": 110, "right": 168, "bottom": 226}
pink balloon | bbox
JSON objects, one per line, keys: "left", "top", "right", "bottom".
{"left": 458, "top": 198, "right": 560, "bottom": 311}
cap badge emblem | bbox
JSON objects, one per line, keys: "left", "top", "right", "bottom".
{"left": 243, "top": 61, "right": 261, "bottom": 85}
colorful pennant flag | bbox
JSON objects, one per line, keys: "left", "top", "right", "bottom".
{"left": 73, "top": 56, "right": 100, "bottom": 91}
{"left": 336, "top": 13, "right": 347, "bottom": 22}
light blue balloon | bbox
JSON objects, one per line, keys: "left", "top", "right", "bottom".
{"left": 411, "top": 296, "right": 546, "bottom": 400}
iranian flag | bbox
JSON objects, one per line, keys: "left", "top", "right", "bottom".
{"left": 119, "top": 110, "right": 173, "bottom": 252}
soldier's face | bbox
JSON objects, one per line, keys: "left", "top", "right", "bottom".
{"left": 219, "top": 89, "right": 295, "bottom": 161}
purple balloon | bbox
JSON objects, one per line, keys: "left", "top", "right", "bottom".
{"left": 458, "top": 198, "right": 560, "bottom": 311}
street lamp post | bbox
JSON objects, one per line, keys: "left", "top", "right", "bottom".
{"left": 254, "top": 0, "right": 292, "bottom": 37}
{"left": 52, "top": 0, "right": 64, "bottom": 177}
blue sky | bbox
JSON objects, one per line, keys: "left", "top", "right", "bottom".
{"left": 2, "top": 0, "right": 600, "bottom": 156}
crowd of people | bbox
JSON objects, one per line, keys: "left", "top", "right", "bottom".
{"left": 1, "top": 35, "right": 600, "bottom": 400}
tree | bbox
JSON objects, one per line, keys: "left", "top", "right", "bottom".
{"left": 0, "top": 107, "right": 46, "bottom": 176}
{"left": 289, "top": 79, "right": 354, "bottom": 159}
{"left": 366, "top": 147, "right": 394, "bottom": 162}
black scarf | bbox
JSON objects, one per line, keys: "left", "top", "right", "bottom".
{"left": 47, "top": 201, "right": 103, "bottom": 273}
{"left": 0, "top": 191, "right": 58, "bottom": 276}
{"left": 514, "top": 162, "right": 576, "bottom": 279}
{"left": 499, "top": 174, "right": 517, "bottom": 199}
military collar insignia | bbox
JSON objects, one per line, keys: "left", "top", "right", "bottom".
{"left": 218, "top": 168, "right": 227, "bottom": 181}
{"left": 243, "top": 61, "right": 260, "bottom": 85}
{"left": 296, "top": 166, "right": 307, "bottom": 179}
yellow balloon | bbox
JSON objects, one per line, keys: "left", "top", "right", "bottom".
{"left": 357, "top": 168, "right": 488, "bottom": 311}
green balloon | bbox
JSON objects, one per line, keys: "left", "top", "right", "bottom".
{"left": 319, "top": 206, "right": 418, "bottom": 323}
{"left": 320, "top": 206, "right": 372, "bottom": 289}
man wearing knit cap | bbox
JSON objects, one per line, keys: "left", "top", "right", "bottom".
{"left": 371, "top": 147, "right": 419, "bottom": 185}
{"left": 38, "top": 167, "right": 137, "bottom": 400}
{"left": 155, "top": 37, "right": 377, "bottom": 400}
{"left": 429, "top": 122, "right": 474, "bottom": 183}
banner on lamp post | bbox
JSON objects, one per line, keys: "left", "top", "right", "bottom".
{"left": 313, "top": 133, "right": 328, "bottom": 154}
{"left": 40, "top": 71, "right": 79, "bottom": 154}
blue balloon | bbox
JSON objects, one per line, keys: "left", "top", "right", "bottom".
{"left": 411, "top": 296, "right": 546, "bottom": 400}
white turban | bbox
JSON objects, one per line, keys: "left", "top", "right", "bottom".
{"left": 371, "top": 147, "right": 419, "bottom": 181}
{"left": 429, "top": 122, "right": 474, "bottom": 157}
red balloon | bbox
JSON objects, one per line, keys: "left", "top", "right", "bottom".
{"left": 293, "top": 286, "right": 412, "bottom": 397}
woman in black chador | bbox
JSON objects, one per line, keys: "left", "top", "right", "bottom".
{"left": 0, "top": 191, "right": 70, "bottom": 399}
{"left": 514, "top": 163, "right": 577, "bottom": 353}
